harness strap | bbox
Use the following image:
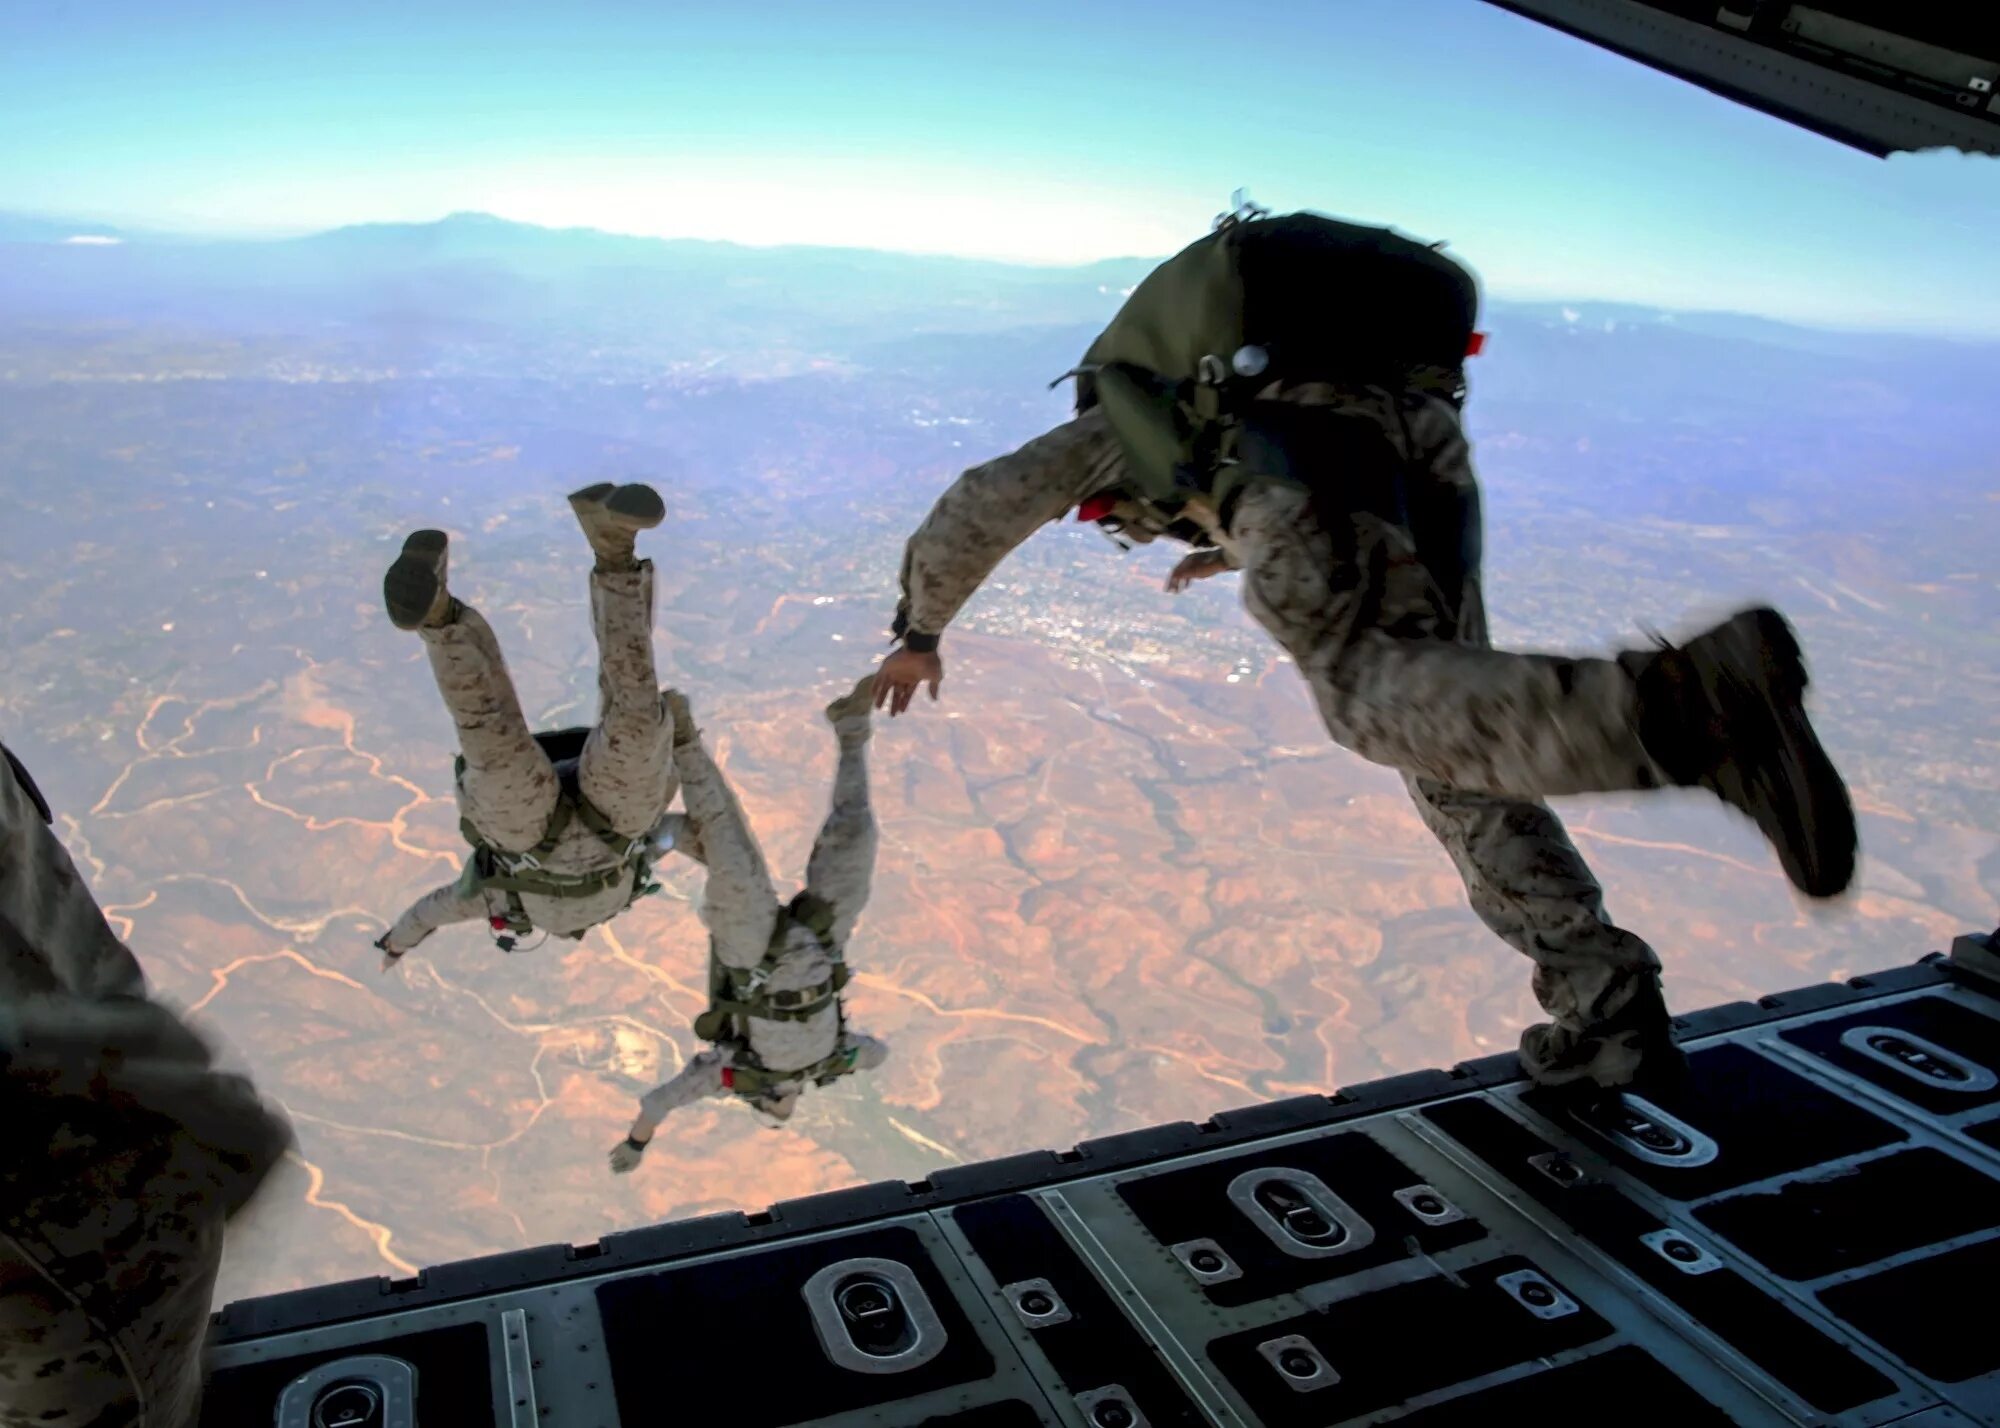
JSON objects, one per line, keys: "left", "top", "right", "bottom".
{"left": 480, "top": 862, "right": 634, "bottom": 898}
{"left": 723, "top": 1043, "right": 862, "bottom": 1097}
{"left": 705, "top": 993, "right": 838, "bottom": 1025}
{"left": 692, "top": 895, "right": 849, "bottom": 1048}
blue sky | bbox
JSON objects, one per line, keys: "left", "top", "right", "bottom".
{"left": 4, "top": 0, "right": 1996, "bottom": 332}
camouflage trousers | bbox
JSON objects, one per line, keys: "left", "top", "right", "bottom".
{"left": 673, "top": 705, "right": 876, "bottom": 1076}
{"left": 383, "top": 560, "right": 679, "bottom": 947}
{"left": 1, "top": 1239, "right": 149, "bottom": 1428}
{"left": 421, "top": 560, "right": 676, "bottom": 851}
{"left": 1227, "top": 384, "right": 1667, "bottom": 1086}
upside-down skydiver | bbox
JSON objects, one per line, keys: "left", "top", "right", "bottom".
{"left": 611, "top": 678, "right": 887, "bottom": 1170}
{"left": 374, "top": 483, "right": 682, "bottom": 963}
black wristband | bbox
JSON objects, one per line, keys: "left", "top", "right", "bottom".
{"left": 901, "top": 629, "right": 940, "bottom": 655}
{"left": 623, "top": 1135, "right": 649, "bottom": 1152}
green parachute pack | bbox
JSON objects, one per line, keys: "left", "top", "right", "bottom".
{"left": 1066, "top": 199, "right": 1481, "bottom": 515}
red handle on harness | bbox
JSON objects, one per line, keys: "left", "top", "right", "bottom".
{"left": 1077, "top": 494, "right": 1119, "bottom": 524}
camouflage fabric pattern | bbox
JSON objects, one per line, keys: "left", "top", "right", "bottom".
{"left": 637, "top": 1034, "right": 891, "bottom": 1125}
{"left": 1221, "top": 382, "right": 1665, "bottom": 797}
{"left": 666, "top": 693, "right": 883, "bottom": 1087}
{"left": 1, "top": 748, "right": 291, "bottom": 1427}
{"left": 893, "top": 384, "right": 1669, "bottom": 1085}
{"left": 383, "top": 561, "right": 679, "bottom": 949}
{"left": 896, "top": 409, "right": 1127, "bottom": 639}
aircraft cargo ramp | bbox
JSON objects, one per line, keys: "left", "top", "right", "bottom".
{"left": 210, "top": 928, "right": 2000, "bottom": 1427}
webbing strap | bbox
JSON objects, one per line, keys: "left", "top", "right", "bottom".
{"left": 481, "top": 862, "right": 632, "bottom": 899}
{"left": 706, "top": 994, "right": 838, "bottom": 1025}
{"left": 716, "top": 960, "right": 848, "bottom": 1022}
{"left": 725, "top": 1044, "right": 861, "bottom": 1096}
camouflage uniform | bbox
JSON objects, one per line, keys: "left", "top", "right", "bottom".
{"left": 635, "top": 1036, "right": 892, "bottom": 1125}
{"left": 382, "top": 562, "right": 679, "bottom": 950}
{"left": 637, "top": 690, "right": 887, "bottom": 1122}
{"left": 893, "top": 383, "right": 1669, "bottom": 1087}
{"left": 1, "top": 744, "right": 291, "bottom": 1428}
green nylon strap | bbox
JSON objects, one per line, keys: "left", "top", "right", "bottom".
{"left": 705, "top": 994, "right": 837, "bottom": 1025}
{"left": 725, "top": 1044, "right": 861, "bottom": 1097}
{"left": 502, "top": 890, "right": 531, "bottom": 935}
{"left": 480, "top": 863, "right": 631, "bottom": 899}
{"left": 455, "top": 749, "right": 639, "bottom": 867}
{"left": 571, "top": 792, "right": 638, "bottom": 859}
{"left": 693, "top": 897, "right": 849, "bottom": 1049}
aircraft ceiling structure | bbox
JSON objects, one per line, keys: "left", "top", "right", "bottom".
{"left": 1479, "top": 0, "right": 2000, "bottom": 156}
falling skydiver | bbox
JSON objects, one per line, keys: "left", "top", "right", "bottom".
{"left": 374, "top": 483, "right": 681, "bottom": 962}
{"left": 872, "top": 201, "right": 1857, "bottom": 1096}
{"left": 610, "top": 678, "right": 888, "bottom": 1170}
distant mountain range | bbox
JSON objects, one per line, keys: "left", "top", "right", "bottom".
{"left": 10, "top": 208, "right": 1991, "bottom": 348}
{"left": 4, "top": 209, "right": 1996, "bottom": 436}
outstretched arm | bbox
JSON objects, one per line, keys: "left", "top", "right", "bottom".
{"left": 609, "top": 1051, "right": 729, "bottom": 1172}
{"left": 881, "top": 409, "right": 1123, "bottom": 714}
{"left": 377, "top": 879, "right": 488, "bottom": 965}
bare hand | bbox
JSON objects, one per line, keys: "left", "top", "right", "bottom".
{"left": 608, "top": 1140, "right": 646, "bottom": 1174}
{"left": 875, "top": 647, "right": 943, "bottom": 717}
{"left": 374, "top": 934, "right": 405, "bottom": 974}
{"left": 1165, "top": 550, "right": 1229, "bottom": 593}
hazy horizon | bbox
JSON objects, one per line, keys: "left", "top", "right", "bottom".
{"left": 6, "top": 0, "right": 1998, "bottom": 334}
{"left": 11, "top": 204, "right": 2000, "bottom": 346}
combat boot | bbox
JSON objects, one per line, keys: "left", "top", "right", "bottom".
{"left": 664, "top": 688, "right": 699, "bottom": 748}
{"left": 383, "top": 530, "right": 454, "bottom": 630}
{"left": 825, "top": 674, "right": 877, "bottom": 743}
{"left": 569, "top": 482, "right": 665, "bottom": 571}
{"left": 1624, "top": 607, "right": 1856, "bottom": 898}
{"left": 1520, "top": 974, "right": 1689, "bottom": 1096}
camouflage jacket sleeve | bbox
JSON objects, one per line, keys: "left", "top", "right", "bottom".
{"left": 636, "top": 1049, "right": 729, "bottom": 1122}
{"left": 382, "top": 879, "right": 492, "bottom": 954}
{"left": 895, "top": 408, "right": 1124, "bottom": 646}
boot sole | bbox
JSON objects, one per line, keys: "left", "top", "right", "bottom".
{"left": 1712, "top": 609, "right": 1855, "bottom": 898}
{"left": 568, "top": 482, "right": 665, "bottom": 530}
{"left": 384, "top": 530, "right": 448, "bottom": 630}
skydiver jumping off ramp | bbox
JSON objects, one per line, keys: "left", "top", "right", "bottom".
{"left": 872, "top": 201, "right": 1856, "bottom": 1095}
{"left": 610, "top": 678, "right": 887, "bottom": 1169}
{"left": 375, "top": 483, "right": 680, "bottom": 961}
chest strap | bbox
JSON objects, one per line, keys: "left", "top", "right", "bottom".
{"left": 692, "top": 891, "right": 844, "bottom": 1042}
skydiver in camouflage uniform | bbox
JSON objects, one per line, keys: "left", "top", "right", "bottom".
{"left": 873, "top": 207, "right": 1856, "bottom": 1095}
{"left": 375, "top": 483, "right": 682, "bottom": 962}
{"left": 610, "top": 678, "right": 888, "bottom": 1169}
{"left": 1, "top": 742, "right": 292, "bottom": 1428}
